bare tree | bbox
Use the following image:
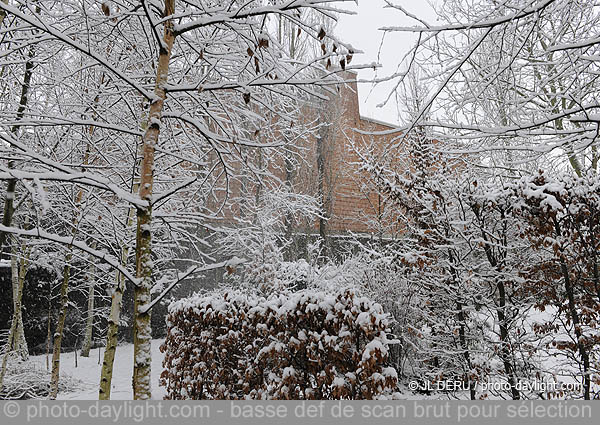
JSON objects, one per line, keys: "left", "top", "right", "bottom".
{"left": 0, "top": 0, "right": 361, "bottom": 399}
{"left": 379, "top": 0, "right": 600, "bottom": 174}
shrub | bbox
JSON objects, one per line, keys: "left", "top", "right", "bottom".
{"left": 160, "top": 288, "right": 398, "bottom": 399}
{"left": 0, "top": 356, "right": 82, "bottom": 399}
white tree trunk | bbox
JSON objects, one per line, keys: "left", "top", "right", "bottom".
{"left": 11, "top": 240, "right": 28, "bottom": 360}
{"left": 80, "top": 276, "right": 95, "bottom": 357}
{"left": 99, "top": 195, "right": 136, "bottom": 399}
{"left": 0, "top": 237, "right": 28, "bottom": 392}
{"left": 132, "top": 0, "right": 175, "bottom": 400}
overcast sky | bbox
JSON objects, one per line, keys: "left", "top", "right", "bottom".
{"left": 335, "top": 1, "right": 437, "bottom": 125}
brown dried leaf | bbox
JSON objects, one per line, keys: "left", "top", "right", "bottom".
{"left": 318, "top": 27, "right": 326, "bottom": 40}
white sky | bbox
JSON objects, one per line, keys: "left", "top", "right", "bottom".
{"left": 335, "top": 1, "right": 437, "bottom": 125}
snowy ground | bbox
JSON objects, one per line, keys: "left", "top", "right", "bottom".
{"left": 27, "top": 339, "right": 167, "bottom": 400}
{"left": 17, "top": 336, "right": 590, "bottom": 400}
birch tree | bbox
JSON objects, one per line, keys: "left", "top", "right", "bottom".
{"left": 0, "top": 0, "right": 360, "bottom": 399}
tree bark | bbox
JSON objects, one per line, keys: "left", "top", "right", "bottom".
{"left": 448, "top": 249, "right": 476, "bottom": 400}
{"left": 11, "top": 240, "right": 28, "bottom": 360}
{"left": 48, "top": 154, "right": 90, "bottom": 397}
{"left": 80, "top": 275, "right": 95, "bottom": 357}
{"left": 0, "top": 14, "right": 35, "bottom": 258}
{"left": 560, "top": 260, "right": 591, "bottom": 400}
{"left": 46, "top": 281, "right": 52, "bottom": 371}
{"left": 496, "top": 281, "right": 520, "bottom": 400}
{"left": 553, "top": 219, "right": 590, "bottom": 399}
{"left": 456, "top": 301, "right": 476, "bottom": 400}
{"left": 132, "top": 0, "right": 175, "bottom": 400}
{"left": 47, "top": 162, "right": 90, "bottom": 397}
{"left": 472, "top": 204, "right": 520, "bottom": 399}
{"left": 49, "top": 259, "right": 72, "bottom": 399}
{"left": 0, "top": 237, "right": 28, "bottom": 392}
{"left": 316, "top": 136, "right": 328, "bottom": 259}
{"left": 99, "top": 194, "right": 136, "bottom": 399}
{"left": 0, "top": 25, "right": 36, "bottom": 394}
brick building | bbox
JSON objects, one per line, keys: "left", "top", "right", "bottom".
{"left": 314, "top": 71, "right": 398, "bottom": 236}
{"left": 208, "top": 71, "right": 401, "bottom": 242}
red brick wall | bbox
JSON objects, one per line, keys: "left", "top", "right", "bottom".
{"left": 205, "top": 71, "right": 399, "bottom": 237}
{"left": 310, "top": 71, "right": 398, "bottom": 235}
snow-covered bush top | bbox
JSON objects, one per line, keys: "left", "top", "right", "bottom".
{"left": 507, "top": 171, "right": 600, "bottom": 214}
{"left": 161, "top": 288, "right": 398, "bottom": 399}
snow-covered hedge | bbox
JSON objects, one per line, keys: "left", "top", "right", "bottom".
{"left": 160, "top": 289, "right": 398, "bottom": 399}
